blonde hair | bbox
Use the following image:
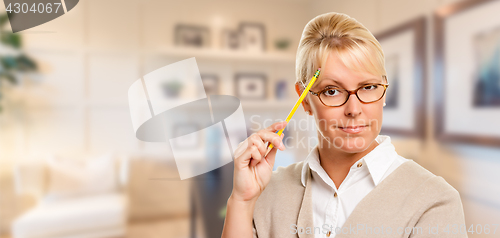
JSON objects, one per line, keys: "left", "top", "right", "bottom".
{"left": 296, "top": 12, "right": 386, "bottom": 92}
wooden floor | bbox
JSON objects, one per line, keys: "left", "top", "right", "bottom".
{"left": 127, "top": 217, "right": 191, "bottom": 238}
{"left": 1, "top": 217, "right": 193, "bottom": 238}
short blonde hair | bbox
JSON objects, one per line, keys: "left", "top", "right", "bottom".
{"left": 296, "top": 12, "right": 386, "bottom": 91}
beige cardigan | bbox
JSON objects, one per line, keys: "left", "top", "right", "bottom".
{"left": 252, "top": 160, "right": 467, "bottom": 238}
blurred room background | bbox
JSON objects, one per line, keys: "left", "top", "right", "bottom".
{"left": 1, "top": 0, "right": 499, "bottom": 237}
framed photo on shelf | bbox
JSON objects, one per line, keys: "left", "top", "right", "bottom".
{"left": 275, "top": 79, "right": 288, "bottom": 100}
{"left": 174, "top": 24, "right": 210, "bottom": 48}
{"left": 234, "top": 73, "right": 267, "bottom": 100}
{"left": 434, "top": 0, "right": 500, "bottom": 146}
{"left": 221, "top": 28, "right": 240, "bottom": 50}
{"left": 200, "top": 74, "right": 219, "bottom": 96}
{"left": 374, "top": 16, "right": 427, "bottom": 138}
{"left": 238, "top": 22, "right": 266, "bottom": 52}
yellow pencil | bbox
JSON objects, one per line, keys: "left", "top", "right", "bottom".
{"left": 267, "top": 68, "right": 321, "bottom": 151}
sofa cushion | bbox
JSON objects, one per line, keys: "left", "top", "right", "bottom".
{"left": 12, "top": 193, "right": 127, "bottom": 238}
{"left": 43, "top": 154, "right": 118, "bottom": 203}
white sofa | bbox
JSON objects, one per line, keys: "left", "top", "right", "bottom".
{"left": 12, "top": 154, "right": 129, "bottom": 238}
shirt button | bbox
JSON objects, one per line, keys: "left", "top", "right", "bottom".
{"left": 357, "top": 162, "right": 363, "bottom": 168}
{"left": 327, "top": 230, "right": 331, "bottom": 237}
{"left": 334, "top": 192, "right": 337, "bottom": 197}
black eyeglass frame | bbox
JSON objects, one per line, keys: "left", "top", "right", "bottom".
{"left": 308, "top": 77, "right": 389, "bottom": 107}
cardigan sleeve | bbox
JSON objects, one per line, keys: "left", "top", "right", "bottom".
{"left": 410, "top": 178, "right": 468, "bottom": 238}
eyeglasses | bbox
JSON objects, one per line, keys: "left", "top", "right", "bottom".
{"left": 309, "top": 81, "right": 389, "bottom": 107}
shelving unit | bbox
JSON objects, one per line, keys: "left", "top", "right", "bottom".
{"left": 149, "top": 46, "right": 296, "bottom": 64}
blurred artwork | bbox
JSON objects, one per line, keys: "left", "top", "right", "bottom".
{"left": 384, "top": 54, "right": 400, "bottom": 108}
{"left": 174, "top": 24, "right": 210, "bottom": 48}
{"left": 201, "top": 74, "right": 219, "bottom": 96}
{"left": 376, "top": 17, "right": 426, "bottom": 138}
{"left": 239, "top": 22, "right": 266, "bottom": 52}
{"left": 435, "top": 0, "right": 500, "bottom": 145}
{"left": 221, "top": 29, "right": 240, "bottom": 50}
{"left": 275, "top": 79, "right": 287, "bottom": 100}
{"left": 473, "top": 27, "right": 500, "bottom": 107}
{"left": 235, "top": 73, "right": 267, "bottom": 100}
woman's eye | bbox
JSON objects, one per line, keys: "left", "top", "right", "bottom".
{"left": 363, "top": 85, "right": 377, "bottom": 90}
{"left": 323, "top": 89, "right": 340, "bottom": 96}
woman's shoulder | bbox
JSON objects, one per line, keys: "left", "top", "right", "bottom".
{"left": 389, "top": 159, "right": 460, "bottom": 196}
{"left": 271, "top": 160, "right": 305, "bottom": 181}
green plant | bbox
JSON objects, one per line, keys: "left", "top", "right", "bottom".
{"left": 162, "top": 80, "right": 183, "bottom": 98}
{"left": 0, "top": 13, "right": 37, "bottom": 112}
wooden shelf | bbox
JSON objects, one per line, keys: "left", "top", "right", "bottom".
{"left": 25, "top": 46, "right": 297, "bottom": 64}
{"left": 241, "top": 99, "right": 298, "bottom": 109}
{"left": 148, "top": 47, "right": 296, "bottom": 64}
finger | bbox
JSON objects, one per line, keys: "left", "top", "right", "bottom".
{"left": 235, "top": 139, "right": 259, "bottom": 167}
{"left": 278, "top": 133, "right": 285, "bottom": 151}
{"left": 249, "top": 145, "right": 262, "bottom": 167}
{"left": 247, "top": 134, "right": 268, "bottom": 156}
{"left": 264, "top": 121, "right": 288, "bottom": 132}
{"left": 233, "top": 139, "right": 248, "bottom": 159}
{"left": 257, "top": 130, "right": 284, "bottom": 150}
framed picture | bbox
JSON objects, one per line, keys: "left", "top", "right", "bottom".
{"left": 221, "top": 28, "right": 240, "bottom": 50}
{"left": 275, "top": 79, "right": 288, "bottom": 100}
{"left": 434, "top": 0, "right": 500, "bottom": 146}
{"left": 234, "top": 73, "right": 267, "bottom": 100}
{"left": 200, "top": 74, "right": 219, "bottom": 96}
{"left": 238, "top": 22, "right": 266, "bottom": 52}
{"left": 374, "top": 16, "right": 427, "bottom": 138}
{"left": 174, "top": 24, "right": 210, "bottom": 48}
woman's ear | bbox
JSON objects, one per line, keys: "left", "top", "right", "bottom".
{"left": 295, "top": 83, "right": 311, "bottom": 111}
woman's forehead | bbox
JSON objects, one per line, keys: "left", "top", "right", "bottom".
{"left": 314, "top": 75, "right": 382, "bottom": 89}
{"left": 317, "top": 65, "right": 380, "bottom": 83}
{"left": 318, "top": 47, "right": 383, "bottom": 80}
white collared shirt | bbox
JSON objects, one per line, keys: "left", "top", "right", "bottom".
{"left": 300, "top": 135, "right": 409, "bottom": 237}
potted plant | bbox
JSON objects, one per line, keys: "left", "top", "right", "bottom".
{"left": 0, "top": 13, "right": 37, "bottom": 112}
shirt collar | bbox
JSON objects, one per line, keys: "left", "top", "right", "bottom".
{"left": 300, "top": 135, "right": 397, "bottom": 187}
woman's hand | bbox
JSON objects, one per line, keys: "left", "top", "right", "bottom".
{"left": 230, "top": 121, "right": 287, "bottom": 203}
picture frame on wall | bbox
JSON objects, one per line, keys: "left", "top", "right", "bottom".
{"left": 434, "top": 0, "right": 500, "bottom": 146}
{"left": 238, "top": 22, "right": 266, "bottom": 52}
{"left": 221, "top": 28, "right": 240, "bottom": 50}
{"left": 200, "top": 74, "right": 219, "bottom": 96}
{"left": 174, "top": 24, "right": 210, "bottom": 48}
{"left": 275, "top": 79, "right": 288, "bottom": 100}
{"left": 234, "top": 73, "right": 267, "bottom": 100}
{"left": 374, "top": 16, "right": 427, "bottom": 138}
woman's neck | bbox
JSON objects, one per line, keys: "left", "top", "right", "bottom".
{"left": 316, "top": 136, "right": 379, "bottom": 189}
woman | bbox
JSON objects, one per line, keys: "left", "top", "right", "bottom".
{"left": 222, "top": 12, "right": 467, "bottom": 238}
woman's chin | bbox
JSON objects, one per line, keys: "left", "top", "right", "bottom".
{"left": 322, "top": 134, "right": 370, "bottom": 151}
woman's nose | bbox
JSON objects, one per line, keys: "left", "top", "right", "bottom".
{"left": 344, "top": 94, "right": 362, "bottom": 117}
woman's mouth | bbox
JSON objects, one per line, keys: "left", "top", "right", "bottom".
{"left": 338, "top": 125, "right": 367, "bottom": 134}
